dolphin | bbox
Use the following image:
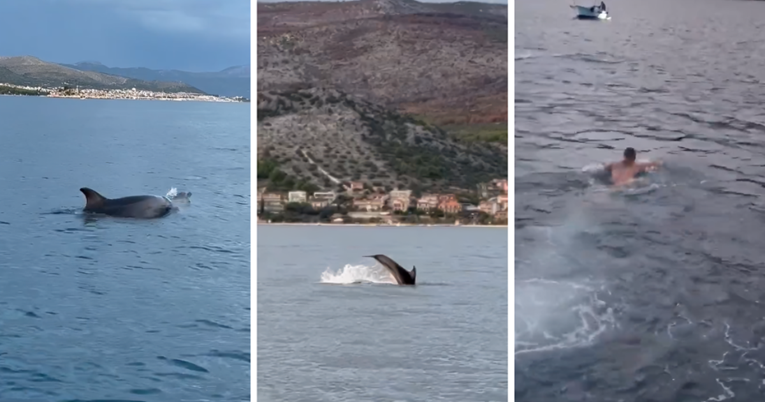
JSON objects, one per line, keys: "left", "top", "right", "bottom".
{"left": 79, "top": 187, "right": 189, "bottom": 219}
{"left": 365, "top": 254, "right": 417, "bottom": 285}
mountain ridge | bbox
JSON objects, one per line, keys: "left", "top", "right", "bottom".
{"left": 258, "top": 0, "right": 508, "bottom": 33}
{"left": 61, "top": 62, "right": 251, "bottom": 98}
{"left": 0, "top": 56, "right": 204, "bottom": 94}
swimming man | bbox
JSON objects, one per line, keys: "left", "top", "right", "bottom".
{"left": 604, "top": 147, "right": 662, "bottom": 186}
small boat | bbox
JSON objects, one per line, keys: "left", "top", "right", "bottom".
{"left": 571, "top": 1, "right": 610, "bottom": 20}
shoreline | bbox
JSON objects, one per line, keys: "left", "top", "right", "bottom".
{"left": 0, "top": 94, "right": 246, "bottom": 103}
{"left": 48, "top": 95, "right": 245, "bottom": 103}
{"left": 257, "top": 222, "right": 508, "bottom": 228}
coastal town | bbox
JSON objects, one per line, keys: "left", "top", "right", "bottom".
{"left": 0, "top": 82, "right": 248, "bottom": 102}
{"left": 257, "top": 178, "right": 509, "bottom": 226}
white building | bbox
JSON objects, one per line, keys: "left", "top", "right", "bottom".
{"left": 288, "top": 191, "right": 307, "bottom": 203}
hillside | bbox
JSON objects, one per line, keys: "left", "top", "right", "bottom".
{"left": 257, "top": 87, "right": 507, "bottom": 192}
{"left": 258, "top": 0, "right": 507, "bottom": 30}
{"left": 257, "top": 0, "right": 508, "bottom": 129}
{"left": 61, "top": 62, "right": 250, "bottom": 98}
{"left": 0, "top": 56, "right": 204, "bottom": 94}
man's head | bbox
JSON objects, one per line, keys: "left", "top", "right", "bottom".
{"left": 623, "top": 147, "right": 636, "bottom": 162}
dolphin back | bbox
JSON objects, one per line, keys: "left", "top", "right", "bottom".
{"left": 79, "top": 187, "right": 174, "bottom": 218}
{"left": 80, "top": 187, "right": 109, "bottom": 211}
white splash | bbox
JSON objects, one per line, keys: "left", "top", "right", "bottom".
{"left": 582, "top": 162, "right": 606, "bottom": 173}
{"left": 320, "top": 264, "right": 396, "bottom": 285}
{"left": 516, "top": 219, "right": 618, "bottom": 356}
{"left": 582, "top": 158, "right": 656, "bottom": 173}
{"left": 165, "top": 187, "right": 178, "bottom": 198}
{"left": 515, "top": 278, "right": 617, "bottom": 355}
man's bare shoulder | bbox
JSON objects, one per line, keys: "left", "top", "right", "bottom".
{"left": 604, "top": 161, "right": 625, "bottom": 171}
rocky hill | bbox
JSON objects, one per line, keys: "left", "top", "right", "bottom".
{"left": 0, "top": 56, "right": 204, "bottom": 93}
{"left": 257, "top": 87, "right": 507, "bottom": 192}
{"left": 257, "top": 0, "right": 507, "bottom": 128}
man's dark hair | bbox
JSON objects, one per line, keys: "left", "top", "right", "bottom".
{"left": 624, "top": 147, "right": 636, "bottom": 160}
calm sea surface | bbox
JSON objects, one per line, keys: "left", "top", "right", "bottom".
{"left": 517, "top": 0, "right": 765, "bottom": 401}
{"left": 0, "top": 96, "right": 250, "bottom": 401}
{"left": 258, "top": 225, "right": 508, "bottom": 402}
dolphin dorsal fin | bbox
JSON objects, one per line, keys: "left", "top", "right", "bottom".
{"left": 80, "top": 187, "right": 108, "bottom": 210}
{"left": 410, "top": 266, "right": 416, "bottom": 282}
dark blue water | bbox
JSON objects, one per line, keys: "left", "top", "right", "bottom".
{"left": 0, "top": 96, "right": 250, "bottom": 401}
{"left": 517, "top": 0, "right": 765, "bottom": 401}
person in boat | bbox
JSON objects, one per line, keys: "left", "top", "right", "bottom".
{"left": 590, "top": 2, "right": 606, "bottom": 13}
{"left": 604, "top": 147, "right": 662, "bottom": 186}
{"left": 589, "top": 2, "right": 605, "bottom": 13}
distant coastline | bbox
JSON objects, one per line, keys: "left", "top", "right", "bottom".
{"left": 0, "top": 83, "right": 249, "bottom": 103}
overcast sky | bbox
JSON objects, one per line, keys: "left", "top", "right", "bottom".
{"left": 0, "top": 0, "right": 250, "bottom": 72}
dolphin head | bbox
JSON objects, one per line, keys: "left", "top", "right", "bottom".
{"left": 170, "top": 191, "right": 192, "bottom": 205}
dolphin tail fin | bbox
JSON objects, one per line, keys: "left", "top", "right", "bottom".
{"left": 80, "top": 187, "right": 108, "bottom": 210}
{"left": 410, "top": 266, "right": 416, "bottom": 282}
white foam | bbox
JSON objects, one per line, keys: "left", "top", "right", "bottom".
{"left": 582, "top": 162, "right": 606, "bottom": 173}
{"left": 319, "top": 264, "right": 397, "bottom": 285}
{"left": 582, "top": 158, "right": 655, "bottom": 173}
{"left": 165, "top": 187, "right": 178, "bottom": 198}
{"left": 515, "top": 278, "right": 617, "bottom": 355}
{"left": 618, "top": 181, "right": 662, "bottom": 195}
{"left": 515, "top": 52, "right": 534, "bottom": 60}
{"left": 516, "top": 219, "right": 618, "bottom": 355}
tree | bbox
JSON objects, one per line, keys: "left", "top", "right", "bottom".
{"left": 299, "top": 182, "right": 320, "bottom": 195}
{"left": 429, "top": 209, "right": 445, "bottom": 219}
{"left": 477, "top": 212, "right": 491, "bottom": 225}
{"left": 319, "top": 207, "right": 335, "bottom": 221}
{"left": 459, "top": 192, "right": 480, "bottom": 205}
{"left": 284, "top": 202, "right": 317, "bottom": 216}
{"left": 257, "top": 158, "right": 279, "bottom": 179}
{"left": 269, "top": 169, "right": 286, "bottom": 183}
{"left": 333, "top": 194, "right": 352, "bottom": 208}
{"left": 284, "top": 202, "right": 303, "bottom": 213}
